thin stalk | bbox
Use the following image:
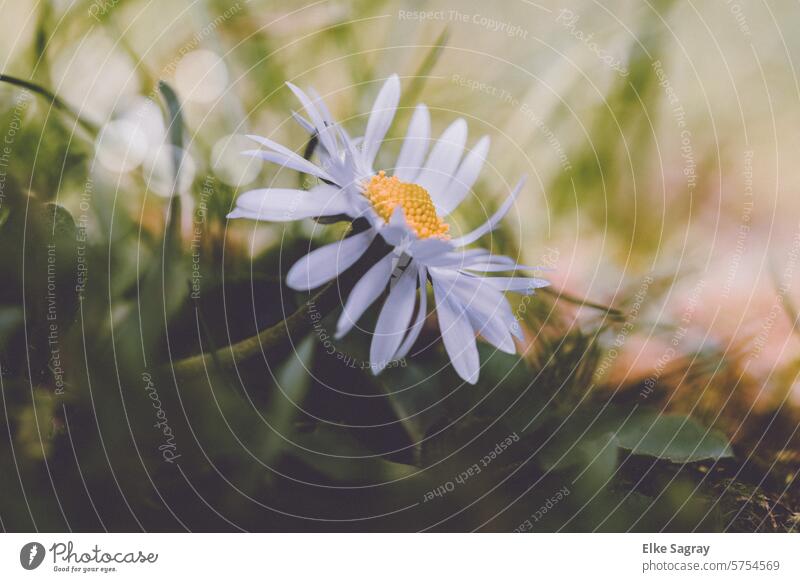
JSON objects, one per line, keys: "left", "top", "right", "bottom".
{"left": 0, "top": 73, "right": 99, "bottom": 135}
{"left": 541, "top": 286, "right": 625, "bottom": 320}
{"left": 168, "top": 238, "right": 390, "bottom": 378}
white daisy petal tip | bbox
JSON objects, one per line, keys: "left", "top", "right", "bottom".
{"left": 381, "top": 73, "right": 400, "bottom": 97}
{"left": 382, "top": 74, "right": 401, "bottom": 98}
{"left": 457, "top": 361, "right": 479, "bottom": 385}
{"left": 334, "top": 325, "right": 349, "bottom": 341}
{"left": 285, "top": 230, "right": 374, "bottom": 291}
{"left": 284, "top": 81, "right": 304, "bottom": 97}
{"left": 510, "top": 320, "right": 525, "bottom": 341}
{"left": 336, "top": 253, "right": 395, "bottom": 339}
{"left": 377, "top": 205, "right": 411, "bottom": 246}
{"left": 362, "top": 74, "right": 402, "bottom": 166}
{"left": 369, "top": 267, "right": 417, "bottom": 368}
{"left": 452, "top": 176, "right": 528, "bottom": 247}
{"left": 291, "top": 111, "right": 316, "bottom": 133}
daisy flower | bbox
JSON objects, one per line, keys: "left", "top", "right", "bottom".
{"left": 228, "top": 74, "right": 548, "bottom": 383}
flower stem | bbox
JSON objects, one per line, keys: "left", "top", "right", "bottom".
{"left": 0, "top": 73, "right": 100, "bottom": 135}
{"left": 168, "top": 238, "right": 390, "bottom": 378}
{"left": 541, "top": 286, "right": 625, "bottom": 320}
{"left": 168, "top": 282, "right": 334, "bottom": 378}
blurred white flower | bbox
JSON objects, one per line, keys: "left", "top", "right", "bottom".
{"left": 143, "top": 144, "right": 196, "bottom": 197}
{"left": 174, "top": 49, "right": 228, "bottom": 104}
{"left": 229, "top": 75, "right": 548, "bottom": 383}
{"left": 95, "top": 119, "right": 148, "bottom": 173}
{"left": 212, "top": 134, "right": 261, "bottom": 187}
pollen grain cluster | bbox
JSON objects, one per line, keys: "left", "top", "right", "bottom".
{"left": 365, "top": 171, "right": 450, "bottom": 239}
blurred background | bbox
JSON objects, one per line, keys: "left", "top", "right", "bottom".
{"left": 1, "top": 0, "right": 799, "bottom": 532}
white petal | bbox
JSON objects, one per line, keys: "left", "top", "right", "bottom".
{"left": 378, "top": 205, "right": 410, "bottom": 246}
{"left": 432, "top": 279, "right": 480, "bottom": 384}
{"left": 370, "top": 265, "right": 418, "bottom": 370}
{"left": 415, "top": 118, "right": 468, "bottom": 211}
{"left": 415, "top": 253, "right": 468, "bottom": 268}
{"left": 408, "top": 237, "right": 453, "bottom": 262}
{"left": 467, "top": 308, "right": 515, "bottom": 354}
{"left": 308, "top": 87, "right": 337, "bottom": 128}
{"left": 509, "top": 320, "right": 525, "bottom": 341}
{"left": 463, "top": 253, "right": 516, "bottom": 266}
{"left": 291, "top": 111, "right": 316, "bottom": 134}
{"left": 243, "top": 148, "right": 334, "bottom": 183}
{"left": 228, "top": 184, "right": 352, "bottom": 221}
{"left": 482, "top": 277, "right": 550, "bottom": 294}
{"left": 309, "top": 89, "right": 348, "bottom": 162}
{"left": 463, "top": 262, "right": 542, "bottom": 273}
{"left": 285, "top": 82, "right": 339, "bottom": 154}
{"left": 394, "top": 104, "right": 431, "bottom": 181}
{"left": 439, "top": 136, "right": 490, "bottom": 216}
{"left": 330, "top": 122, "right": 372, "bottom": 180}
{"left": 286, "top": 83, "right": 324, "bottom": 127}
{"left": 450, "top": 272, "right": 513, "bottom": 317}
{"left": 436, "top": 270, "right": 519, "bottom": 346}
{"left": 246, "top": 134, "right": 316, "bottom": 166}
{"left": 456, "top": 283, "right": 516, "bottom": 354}
{"left": 448, "top": 249, "right": 516, "bottom": 266}
{"left": 362, "top": 74, "right": 401, "bottom": 169}
{"left": 416, "top": 248, "right": 492, "bottom": 268}
{"left": 394, "top": 267, "right": 428, "bottom": 360}
{"left": 286, "top": 230, "right": 374, "bottom": 291}
{"left": 335, "top": 252, "right": 394, "bottom": 338}
{"left": 452, "top": 177, "right": 525, "bottom": 247}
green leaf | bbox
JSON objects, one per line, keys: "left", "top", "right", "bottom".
{"left": 158, "top": 81, "right": 185, "bottom": 157}
{"left": 536, "top": 405, "right": 733, "bottom": 479}
{"left": 400, "top": 27, "right": 450, "bottom": 110}
{"left": 536, "top": 413, "right": 620, "bottom": 488}
{"left": 109, "top": 85, "right": 187, "bottom": 371}
{"left": 158, "top": 81, "right": 185, "bottom": 242}
{"left": 289, "top": 424, "right": 416, "bottom": 484}
{"left": 617, "top": 411, "right": 734, "bottom": 463}
{"left": 0, "top": 307, "right": 22, "bottom": 349}
{"left": 16, "top": 389, "right": 59, "bottom": 460}
{"left": 0, "top": 74, "right": 99, "bottom": 135}
{"left": 260, "top": 335, "right": 315, "bottom": 464}
{"left": 47, "top": 203, "right": 77, "bottom": 242}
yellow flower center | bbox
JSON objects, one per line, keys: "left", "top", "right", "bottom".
{"left": 365, "top": 171, "right": 450, "bottom": 239}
